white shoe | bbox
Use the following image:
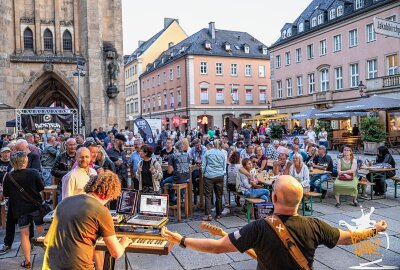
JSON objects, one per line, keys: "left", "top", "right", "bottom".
{"left": 221, "top": 208, "right": 230, "bottom": 215}
{"left": 211, "top": 207, "right": 216, "bottom": 212}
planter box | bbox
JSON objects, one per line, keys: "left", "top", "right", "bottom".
{"left": 363, "top": 141, "right": 385, "bottom": 155}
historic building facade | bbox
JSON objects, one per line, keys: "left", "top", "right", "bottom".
{"left": 269, "top": 0, "right": 400, "bottom": 134}
{"left": 0, "top": 0, "right": 125, "bottom": 133}
{"left": 140, "top": 22, "right": 271, "bottom": 131}
{"left": 124, "top": 18, "right": 187, "bottom": 127}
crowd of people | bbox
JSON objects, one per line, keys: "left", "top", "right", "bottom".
{"left": 0, "top": 122, "right": 395, "bottom": 269}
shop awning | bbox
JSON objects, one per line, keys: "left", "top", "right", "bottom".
{"left": 248, "top": 114, "right": 290, "bottom": 121}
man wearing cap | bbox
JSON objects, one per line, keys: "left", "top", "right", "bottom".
{"left": 107, "top": 133, "right": 128, "bottom": 188}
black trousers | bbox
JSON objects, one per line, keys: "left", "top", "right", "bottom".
{"left": 204, "top": 176, "right": 224, "bottom": 216}
{"left": 4, "top": 204, "right": 34, "bottom": 247}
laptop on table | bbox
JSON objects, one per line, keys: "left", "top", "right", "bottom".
{"left": 127, "top": 194, "right": 169, "bottom": 227}
{"left": 110, "top": 189, "right": 138, "bottom": 223}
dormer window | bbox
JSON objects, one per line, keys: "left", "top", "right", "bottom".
{"left": 161, "top": 58, "right": 164, "bottom": 64}
{"left": 262, "top": 47, "right": 268, "bottom": 55}
{"left": 244, "top": 45, "right": 250, "bottom": 54}
{"left": 337, "top": 5, "right": 343, "bottom": 16}
{"left": 329, "top": 9, "right": 336, "bottom": 20}
{"left": 317, "top": 14, "right": 324, "bottom": 25}
{"left": 298, "top": 23, "right": 304, "bottom": 32}
{"left": 282, "top": 30, "right": 287, "bottom": 38}
{"left": 287, "top": 28, "right": 292, "bottom": 37}
{"left": 355, "top": 0, "right": 363, "bottom": 10}
{"left": 311, "top": 17, "right": 317, "bottom": 27}
{"left": 224, "top": 43, "right": 231, "bottom": 51}
{"left": 169, "top": 52, "right": 174, "bottom": 58}
{"left": 205, "top": 41, "right": 212, "bottom": 50}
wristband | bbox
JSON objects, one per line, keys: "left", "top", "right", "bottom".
{"left": 179, "top": 236, "right": 187, "bottom": 248}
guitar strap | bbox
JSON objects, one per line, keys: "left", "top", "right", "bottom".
{"left": 265, "top": 214, "right": 311, "bottom": 270}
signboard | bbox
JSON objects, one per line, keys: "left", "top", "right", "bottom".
{"left": 373, "top": 17, "right": 400, "bottom": 39}
{"left": 260, "top": 110, "right": 278, "bottom": 116}
{"left": 21, "top": 113, "right": 74, "bottom": 131}
{"left": 133, "top": 118, "right": 156, "bottom": 147}
{"left": 253, "top": 202, "right": 274, "bottom": 220}
{"left": 133, "top": 118, "right": 161, "bottom": 136}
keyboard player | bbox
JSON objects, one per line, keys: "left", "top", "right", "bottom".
{"left": 42, "top": 172, "right": 132, "bottom": 270}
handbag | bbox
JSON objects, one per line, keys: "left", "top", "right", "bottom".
{"left": 265, "top": 214, "right": 311, "bottom": 270}
{"left": 338, "top": 173, "right": 354, "bottom": 181}
{"left": 5, "top": 173, "right": 51, "bottom": 218}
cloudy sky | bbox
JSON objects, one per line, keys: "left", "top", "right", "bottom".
{"left": 121, "top": 0, "right": 311, "bottom": 55}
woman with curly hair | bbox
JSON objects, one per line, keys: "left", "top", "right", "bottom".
{"left": 43, "top": 171, "right": 132, "bottom": 270}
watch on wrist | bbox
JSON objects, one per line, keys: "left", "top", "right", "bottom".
{"left": 179, "top": 236, "right": 187, "bottom": 248}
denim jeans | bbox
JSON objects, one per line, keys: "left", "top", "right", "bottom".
{"left": 42, "top": 167, "right": 52, "bottom": 186}
{"left": 310, "top": 174, "right": 331, "bottom": 192}
{"left": 243, "top": 188, "right": 270, "bottom": 202}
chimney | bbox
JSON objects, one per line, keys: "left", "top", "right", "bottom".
{"left": 164, "top": 18, "right": 177, "bottom": 28}
{"left": 168, "top": 42, "right": 174, "bottom": 48}
{"left": 208, "top": 22, "right": 215, "bottom": 40}
{"left": 138, "top": 40, "right": 145, "bottom": 47}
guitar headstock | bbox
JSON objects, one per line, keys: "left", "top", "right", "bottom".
{"left": 200, "top": 222, "right": 225, "bottom": 237}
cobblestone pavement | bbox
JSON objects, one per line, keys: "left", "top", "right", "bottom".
{"left": 0, "top": 151, "right": 399, "bottom": 270}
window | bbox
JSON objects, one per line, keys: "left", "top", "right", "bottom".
{"left": 282, "top": 30, "right": 287, "bottom": 39}
{"left": 152, "top": 77, "right": 155, "bottom": 87}
{"left": 157, "top": 94, "right": 162, "bottom": 109}
{"left": 311, "top": 17, "right": 317, "bottom": 27}
{"left": 355, "top": 0, "right": 363, "bottom": 10}
{"left": 286, "top": 79, "right": 293, "bottom": 97}
{"left": 157, "top": 75, "right": 160, "bottom": 85}
{"left": 319, "top": 39, "right": 327, "bottom": 56}
{"left": 170, "top": 92, "right": 175, "bottom": 107}
{"left": 43, "top": 29, "right": 53, "bottom": 51}
{"left": 275, "top": 55, "right": 281, "bottom": 68}
{"left": 367, "top": 59, "right": 378, "bottom": 79}
{"left": 244, "top": 46, "right": 250, "bottom": 54}
{"left": 262, "top": 47, "right": 268, "bottom": 55}
{"left": 245, "top": 64, "right": 252, "bottom": 76}
{"left": 285, "top": 51, "right": 291, "bottom": 65}
{"left": 152, "top": 95, "right": 156, "bottom": 110}
{"left": 337, "top": 5, "right": 343, "bottom": 16}
{"left": 200, "top": 62, "right": 208, "bottom": 74}
{"left": 216, "top": 63, "right": 223, "bottom": 75}
{"left": 142, "top": 99, "right": 146, "bottom": 112}
{"left": 177, "top": 89, "right": 182, "bottom": 106}
{"left": 231, "top": 86, "right": 239, "bottom": 102}
{"left": 163, "top": 72, "right": 166, "bottom": 83}
{"left": 349, "top": 29, "right": 358, "bottom": 47}
{"left": 298, "top": 23, "right": 304, "bottom": 32}
{"left": 333, "top": 34, "right": 342, "bottom": 52}
{"left": 169, "top": 69, "right": 173, "bottom": 80}
{"left": 297, "top": 76, "right": 303, "bottom": 96}
{"left": 295, "top": 48, "right": 302, "bottom": 63}
{"left": 201, "top": 88, "right": 208, "bottom": 104}
{"left": 307, "top": 44, "right": 314, "bottom": 59}
{"left": 258, "top": 65, "right": 266, "bottom": 77}
{"left": 386, "top": 54, "right": 398, "bottom": 75}
{"left": 231, "top": 64, "right": 238, "bottom": 76}
{"left": 276, "top": 81, "right": 282, "bottom": 99}
{"left": 245, "top": 87, "right": 253, "bottom": 104}
{"left": 317, "top": 14, "right": 324, "bottom": 25}
{"left": 366, "top": 24, "right": 376, "bottom": 42}
{"left": 308, "top": 73, "right": 315, "bottom": 94}
{"left": 163, "top": 92, "right": 168, "bottom": 108}
{"left": 176, "top": 65, "right": 181, "bottom": 78}
{"left": 259, "top": 87, "right": 267, "bottom": 104}
{"left": 216, "top": 87, "right": 224, "bottom": 104}
{"left": 23, "top": 28, "right": 33, "bottom": 50}
{"left": 320, "top": 69, "right": 329, "bottom": 91}
{"left": 134, "top": 101, "right": 138, "bottom": 113}
{"left": 287, "top": 28, "right": 292, "bottom": 37}
{"left": 62, "top": 30, "right": 72, "bottom": 52}
{"left": 334, "top": 67, "right": 343, "bottom": 90}
{"left": 350, "top": 63, "right": 359, "bottom": 88}
{"left": 329, "top": 9, "right": 336, "bottom": 20}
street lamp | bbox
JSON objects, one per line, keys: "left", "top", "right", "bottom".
{"left": 358, "top": 81, "right": 368, "bottom": 98}
{"left": 72, "top": 59, "right": 86, "bottom": 134}
{"left": 267, "top": 100, "right": 271, "bottom": 110}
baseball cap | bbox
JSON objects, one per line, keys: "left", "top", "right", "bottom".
{"left": 0, "top": 147, "right": 11, "bottom": 153}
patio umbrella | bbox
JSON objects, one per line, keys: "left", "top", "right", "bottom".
{"left": 325, "top": 95, "right": 400, "bottom": 112}
{"left": 313, "top": 111, "right": 367, "bottom": 119}
{"left": 288, "top": 108, "right": 322, "bottom": 119}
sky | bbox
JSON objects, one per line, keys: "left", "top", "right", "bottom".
{"left": 121, "top": 0, "right": 311, "bottom": 55}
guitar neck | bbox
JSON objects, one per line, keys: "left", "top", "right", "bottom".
{"left": 200, "top": 222, "right": 257, "bottom": 260}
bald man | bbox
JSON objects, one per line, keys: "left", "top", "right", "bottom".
{"left": 162, "top": 175, "right": 387, "bottom": 270}
{"left": 61, "top": 147, "right": 97, "bottom": 199}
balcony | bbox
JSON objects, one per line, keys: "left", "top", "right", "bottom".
{"left": 383, "top": 75, "right": 400, "bottom": 88}
{"left": 367, "top": 75, "right": 400, "bottom": 91}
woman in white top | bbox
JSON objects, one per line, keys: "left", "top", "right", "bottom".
{"left": 318, "top": 127, "right": 328, "bottom": 148}
{"left": 289, "top": 153, "right": 310, "bottom": 191}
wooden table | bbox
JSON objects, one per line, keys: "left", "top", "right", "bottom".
{"left": 309, "top": 169, "right": 331, "bottom": 175}
{"left": 43, "top": 185, "right": 59, "bottom": 209}
{"left": 359, "top": 166, "right": 397, "bottom": 200}
{"left": 189, "top": 165, "right": 204, "bottom": 213}
{"left": 256, "top": 172, "right": 275, "bottom": 188}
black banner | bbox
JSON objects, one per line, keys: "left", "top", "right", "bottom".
{"left": 134, "top": 117, "right": 155, "bottom": 148}
{"left": 21, "top": 114, "right": 74, "bottom": 131}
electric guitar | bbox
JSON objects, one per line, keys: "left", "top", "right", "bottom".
{"left": 199, "top": 222, "right": 258, "bottom": 260}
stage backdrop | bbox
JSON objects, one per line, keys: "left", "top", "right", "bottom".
{"left": 21, "top": 113, "right": 73, "bottom": 131}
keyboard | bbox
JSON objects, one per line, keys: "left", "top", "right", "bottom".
{"left": 134, "top": 215, "right": 164, "bottom": 221}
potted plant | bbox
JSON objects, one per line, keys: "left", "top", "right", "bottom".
{"left": 270, "top": 124, "right": 283, "bottom": 140}
{"left": 360, "top": 117, "right": 387, "bottom": 155}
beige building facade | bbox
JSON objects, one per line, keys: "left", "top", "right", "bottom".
{"left": 0, "top": 0, "right": 125, "bottom": 133}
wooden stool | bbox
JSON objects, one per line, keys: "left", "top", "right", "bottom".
{"left": 358, "top": 180, "right": 376, "bottom": 201}
{"left": 0, "top": 202, "right": 6, "bottom": 229}
{"left": 43, "top": 185, "right": 59, "bottom": 209}
{"left": 302, "top": 191, "right": 322, "bottom": 216}
{"left": 163, "top": 183, "right": 189, "bottom": 222}
{"left": 391, "top": 176, "right": 400, "bottom": 198}
{"left": 245, "top": 197, "right": 265, "bottom": 223}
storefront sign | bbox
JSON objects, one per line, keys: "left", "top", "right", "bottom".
{"left": 374, "top": 17, "right": 400, "bottom": 39}
{"left": 260, "top": 110, "right": 278, "bottom": 116}
{"left": 172, "top": 116, "right": 180, "bottom": 127}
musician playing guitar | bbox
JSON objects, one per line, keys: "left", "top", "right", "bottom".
{"left": 42, "top": 172, "right": 132, "bottom": 270}
{"left": 162, "top": 175, "right": 387, "bottom": 270}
